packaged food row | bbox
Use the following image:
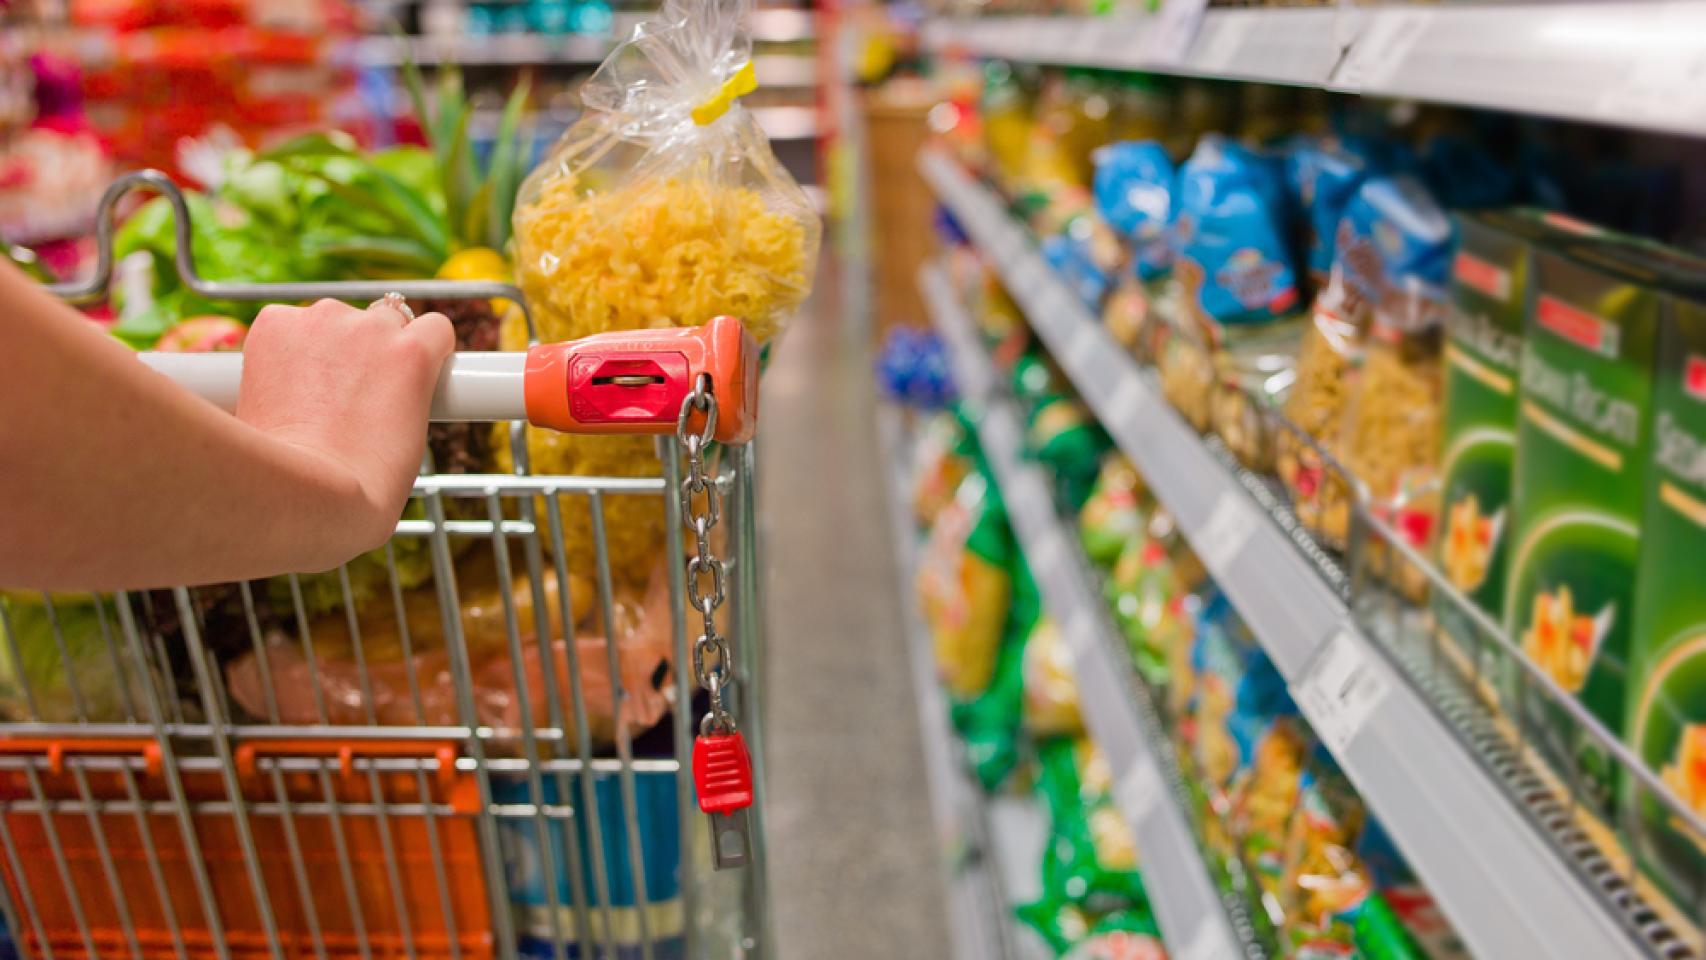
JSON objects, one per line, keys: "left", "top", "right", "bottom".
{"left": 1075, "top": 448, "right": 1468, "bottom": 960}
{"left": 931, "top": 60, "right": 1706, "bottom": 935}
{"left": 910, "top": 414, "right": 1161, "bottom": 957}
{"left": 1435, "top": 211, "right": 1706, "bottom": 914}
{"left": 902, "top": 260, "right": 1464, "bottom": 956}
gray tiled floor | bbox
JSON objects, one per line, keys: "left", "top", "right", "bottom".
{"left": 756, "top": 275, "right": 954, "bottom": 960}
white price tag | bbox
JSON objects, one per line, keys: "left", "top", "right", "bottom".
{"left": 1296, "top": 628, "right": 1390, "bottom": 754}
{"left": 1176, "top": 919, "right": 1233, "bottom": 960}
{"left": 1193, "top": 490, "right": 1256, "bottom": 577}
{"left": 1142, "top": 0, "right": 1208, "bottom": 67}
{"left": 1332, "top": 10, "right": 1433, "bottom": 92}
{"left": 1113, "top": 759, "right": 1162, "bottom": 829}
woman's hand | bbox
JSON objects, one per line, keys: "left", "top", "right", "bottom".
{"left": 0, "top": 259, "right": 459, "bottom": 591}
{"left": 237, "top": 299, "right": 454, "bottom": 554}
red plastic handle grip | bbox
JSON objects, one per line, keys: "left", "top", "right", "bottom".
{"left": 523, "top": 315, "right": 759, "bottom": 444}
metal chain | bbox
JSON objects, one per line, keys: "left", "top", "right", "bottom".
{"left": 677, "top": 372, "right": 735, "bottom": 737}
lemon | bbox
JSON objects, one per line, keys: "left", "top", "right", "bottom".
{"left": 437, "top": 246, "right": 510, "bottom": 282}
{"left": 437, "top": 246, "right": 521, "bottom": 319}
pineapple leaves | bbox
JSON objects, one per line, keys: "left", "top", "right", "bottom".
{"left": 400, "top": 38, "right": 532, "bottom": 252}
{"left": 486, "top": 74, "right": 532, "bottom": 251}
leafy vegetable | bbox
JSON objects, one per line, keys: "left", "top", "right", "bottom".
{"left": 0, "top": 593, "right": 150, "bottom": 722}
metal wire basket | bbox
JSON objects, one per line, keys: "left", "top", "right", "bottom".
{"left": 0, "top": 172, "right": 771, "bottom": 960}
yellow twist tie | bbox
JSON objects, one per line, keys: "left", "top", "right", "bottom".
{"left": 692, "top": 61, "right": 759, "bottom": 126}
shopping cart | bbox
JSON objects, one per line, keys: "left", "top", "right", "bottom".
{"left": 0, "top": 170, "right": 771, "bottom": 960}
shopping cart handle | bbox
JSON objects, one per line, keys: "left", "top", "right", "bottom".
{"left": 138, "top": 315, "right": 759, "bottom": 442}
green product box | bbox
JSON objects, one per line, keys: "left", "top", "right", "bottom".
{"left": 1435, "top": 213, "right": 1531, "bottom": 652}
{"left": 1627, "top": 292, "right": 1706, "bottom": 906}
{"left": 1507, "top": 237, "right": 1660, "bottom": 819}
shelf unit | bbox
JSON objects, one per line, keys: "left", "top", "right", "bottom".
{"left": 921, "top": 3, "right": 1706, "bottom": 139}
{"left": 919, "top": 146, "right": 1670, "bottom": 960}
{"left": 354, "top": 33, "right": 817, "bottom": 82}
{"left": 878, "top": 403, "right": 1051, "bottom": 960}
{"left": 920, "top": 262, "right": 1258, "bottom": 960}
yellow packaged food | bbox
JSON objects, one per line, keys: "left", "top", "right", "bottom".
{"left": 506, "top": 0, "right": 820, "bottom": 587}
{"left": 1022, "top": 618, "right": 1084, "bottom": 737}
{"left": 918, "top": 473, "right": 1014, "bottom": 701}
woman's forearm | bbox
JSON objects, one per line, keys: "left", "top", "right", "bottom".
{"left": 0, "top": 262, "right": 451, "bottom": 592}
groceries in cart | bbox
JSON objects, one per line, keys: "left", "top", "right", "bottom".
{"left": 0, "top": 0, "right": 817, "bottom": 953}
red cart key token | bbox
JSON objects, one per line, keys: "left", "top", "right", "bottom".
{"left": 694, "top": 730, "right": 754, "bottom": 869}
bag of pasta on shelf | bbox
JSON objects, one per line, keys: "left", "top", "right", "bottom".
{"left": 1168, "top": 136, "right": 1304, "bottom": 465}
{"left": 1337, "top": 176, "right": 1456, "bottom": 601}
{"left": 508, "top": 0, "right": 820, "bottom": 589}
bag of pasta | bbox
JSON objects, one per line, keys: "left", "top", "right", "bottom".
{"left": 1338, "top": 176, "right": 1454, "bottom": 601}
{"left": 508, "top": 0, "right": 820, "bottom": 589}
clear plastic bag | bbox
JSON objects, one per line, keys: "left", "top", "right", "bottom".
{"left": 506, "top": 0, "right": 820, "bottom": 589}
{"left": 1276, "top": 288, "right": 1364, "bottom": 548}
{"left": 512, "top": 0, "right": 819, "bottom": 348}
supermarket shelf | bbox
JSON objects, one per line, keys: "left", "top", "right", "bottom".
{"left": 921, "top": 262, "right": 1253, "bottom": 960}
{"left": 878, "top": 402, "right": 1050, "bottom": 960}
{"left": 922, "top": 3, "right": 1706, "bottom": 139}
{"left": 919, "top": 147, "right": 1660, "bottom": 960}
{"left": 355, "top": 35, "right": 816, "bottom": 81}
{"left": 355, "top": 7, "right": 816, "bottom": 43}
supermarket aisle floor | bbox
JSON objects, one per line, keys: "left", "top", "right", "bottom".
{"left": 758, "top": 266, "right": 954, "bottom": 959}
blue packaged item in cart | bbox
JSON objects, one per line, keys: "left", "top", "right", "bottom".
{"left": 1335, "top": 174, "right": 1456, "bottom": 311}
{"left": 1288, "top": 141, "right": 1368, "bottom": 287}
{"left": 1091, "top": 140, "right": 1175, "bottom": 282}
{"left": 1172, "top": 135, "right": 1302, "bottom": 329}
{"left": 496, "top": 770, "right": 684, "bottom": 959}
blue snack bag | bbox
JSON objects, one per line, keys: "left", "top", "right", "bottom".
{"left": 1288, "top": 141, "right": 1368, "bottom": 287}
{"left": 1334, "top": 174, "right": 1455, "bottom": 316}
{"left": 1042, "top": 229, "right": 1112, "bottom": 310}
{"left": 1172, "top": 135, "right": 1302, "bottom": 329}
{"left": 1091, "top": 140, "right": 1176, "bottom": 282}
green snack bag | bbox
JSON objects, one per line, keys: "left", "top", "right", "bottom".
{"left": 1105, "top": 537, "right": 1184, "bottom": 688}
{"left": 1078, "top": 455, "right": 1147, "bottom": 568}
{"left": 1627, "top": 289, "right": 1706, "bottom": 908}
{"left": 1062, "top": 910, "right": 1166, "bottom": 959}
{"left": 1507, "top": 234, "right": 1661, "bottom": 819}
{"left": 1034, "top": 739, "right": 1149, "bottom": 918}
{"left": 1016, "top": 896, "right": 1092, "bottom": 956}
{"left": 1030, "top": 393, "right": 1110, "bottom": 511}
{"left": 919, "top": 470, "right": 1015, "bottom": 701}
{"left": 952, "top": 562, "right": 1039, "bottom": 791}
